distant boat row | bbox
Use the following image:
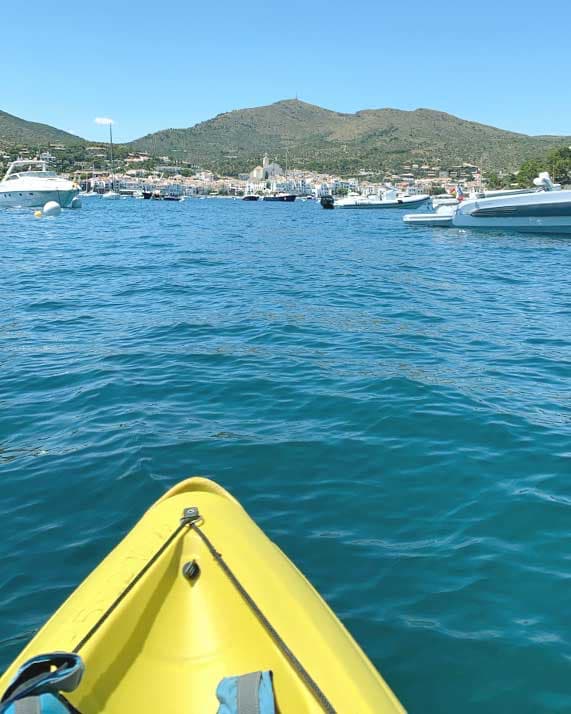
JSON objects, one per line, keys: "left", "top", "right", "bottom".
{"left": 2, "top": 157, "right": 570, "bottom": 234}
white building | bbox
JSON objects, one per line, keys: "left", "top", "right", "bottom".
{"left": 249, "top": 153, "right": 284, "bottom": 182}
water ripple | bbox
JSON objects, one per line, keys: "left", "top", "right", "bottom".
{"left": 1, "top": 199, "right": 570, "bottom": 712}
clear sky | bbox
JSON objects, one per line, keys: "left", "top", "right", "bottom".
{"left": 4, "top": 0, "right": 570, "bottom": 142}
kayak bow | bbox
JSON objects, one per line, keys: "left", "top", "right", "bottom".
{"left": 0, "top": 478, "right": 405, "bottom": 713}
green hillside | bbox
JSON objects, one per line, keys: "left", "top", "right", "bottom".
{"left": 1, "top": 100, "right": 568, "bottom": 177}
{"left": 0, "top": 110, "right": 84, "bottom": 149}
{"left": 128, "top": 99, "right": 571, "bottom": 175}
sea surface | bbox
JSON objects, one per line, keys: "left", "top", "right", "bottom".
{"left": 0, "top": 197, "right": 570, "bottom": 713}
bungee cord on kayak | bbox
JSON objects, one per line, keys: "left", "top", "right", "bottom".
{"left": 72, "top": 505, "right": 336, "bottom": 713}
{"left": 0, "top": 479, "right": 404, "bottom": 714}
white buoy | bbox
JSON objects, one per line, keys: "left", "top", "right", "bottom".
{"left": 42, "top": 201, "right": 62, "bottom": 217}
{"left": 71, "top": 196, "right": 82, "bottom": 209}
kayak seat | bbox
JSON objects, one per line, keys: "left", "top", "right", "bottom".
{"left": 217, "top": 671, "right": 276, "bottom": 714}
{"left": 0, "top": 654, "right": 83, "bottom": 714}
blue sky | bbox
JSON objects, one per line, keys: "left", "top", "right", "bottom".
{"left": 3, "top": 0, "right": 570, "bottom": 142}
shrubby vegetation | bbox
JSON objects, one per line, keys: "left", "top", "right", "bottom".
{"left": 517, "top": 147, "right": 571, "bottom": 186}
{"left": 126, "top": 100, "right": 571, "bottom": 177}
{"left": 485, "top": 146, "right": 571, "bottom": 190}
{"left": 3, "top": 101, "right": 571, "bottom": 185}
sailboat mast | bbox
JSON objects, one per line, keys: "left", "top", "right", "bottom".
{"left": 109, "top": 123, "right": 115, "bottom": 192}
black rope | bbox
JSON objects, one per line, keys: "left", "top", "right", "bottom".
{"left": 73, "top": 521, "right": 187, "bottom": 654}
{"left": 190, "top": 522, "right": 337, "bottom": 714}
{"left": 69, "top": 507, "right": 336, "bottom": 713}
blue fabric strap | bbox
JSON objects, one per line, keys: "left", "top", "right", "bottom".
{"left": 237, "top": 672, "right": 261, "bottom": 714}
{"left": 14, "top": 700, "right": 40, "bottom": 714}
{"left": 4, "top": 695, "right": 75, "bottom": 714}
{"left": 216, "top": 671, "right": 275, "bottom": 714}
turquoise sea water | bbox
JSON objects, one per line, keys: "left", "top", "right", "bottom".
{"left": 0, "top": 198, "right": 570, "bottom": 712}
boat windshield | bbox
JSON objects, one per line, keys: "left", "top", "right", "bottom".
{"left": 4, "top": 170, "right": 58, "bottom": 181}
{"left": 3, "top": 161, "right": 55, "bottom": 180}
{"left": 13, "top": 170, "right": 57, "bottom": 178}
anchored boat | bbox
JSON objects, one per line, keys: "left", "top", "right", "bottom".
{"left": 262, "top": 193, "right": 296, "bottom": 202}
{"left": 403, "top": 204, "right": 457, "bottom": 227}
{"left": 0, "top": 160, "right": 79, "bottom": 209}
{"left": 403, "top": 173, "right": 571, "bottom": 234}
{"left": 0, "top": 478, "right": 404, "bottom": 714}
{"left": 452, "top": 173, "right": 571, "bottom": 233}
{"left": 323, "top": 188, "right": 429, "bottom": 210}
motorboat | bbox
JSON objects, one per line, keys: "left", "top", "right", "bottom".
{"left": 403, "top": 173, "right": 571, "bottom": 234}
{"left": 0, "top": 159, "right": 79, "bottom": 208}
{"left": 80, "top": 179, "right": 100, "bottom": 198}
{"left": 328, "top": 187, "right": 429, "bottom": 209}
{"left": 469, "top": 186, "right": 543, "bottom": 200}
{"left": 242, "top": 194, "right": 259, "bottom": 201}
{"left": 403, "top": 204, "right": 457, "bottom": 226}
{"left": 262, "top": 193, "right": 296, "bottom": 202}
{"left": 453, "top": 173, "right": 571, "bottom": 233}
{"left": 101, "top": 190, "right": 120, "bottom": 200}
{"left": 431, "top": 194, "right": 459, "bottom": 210}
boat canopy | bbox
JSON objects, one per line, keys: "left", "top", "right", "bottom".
{"left": 2, "top": 160, "right": 55, "bottom": 181}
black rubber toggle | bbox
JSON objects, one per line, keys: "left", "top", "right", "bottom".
{"left": 182, "top": 560, "right": 200, "bottom": 581}
{"left": 180, "top": 507, "right": 200, "bottom": 526}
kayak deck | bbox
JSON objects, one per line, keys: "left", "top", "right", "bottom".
{"left": 0, "top": 478, "right": 404, "bottom": 713}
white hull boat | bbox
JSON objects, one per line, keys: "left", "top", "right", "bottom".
{"left": 403, "top": 174, "right": 571, "bottom": 235}
{"left": 333, "top": 188, "right": 429, "bottom": 210}
{"left": 0, "top": 160, "right": 79, "bottom": 208}
{"left": 453, "top": 190, "right": 571, "bottom": 233}
{"left": 431, "top": 195, "right": 459, "bottom": 210}
{"left": 403, "top": 204, "right": 457, "bottom": 226}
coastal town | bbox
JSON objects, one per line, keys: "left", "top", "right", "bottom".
{"left": 0, "top": 144, "right": 483, "bottom": 198}
{"left": 80, "top": 151, "right": 483, "bottom": 197}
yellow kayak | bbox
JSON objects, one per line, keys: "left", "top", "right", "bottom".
{"left": 0, "top": 478, "right": 405, "bottom": 713}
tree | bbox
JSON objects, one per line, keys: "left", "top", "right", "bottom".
{"left": 516, "top": 147, "right": 571, "bottom": 187}
{"left": 485, "top": 171, "right": 505, "bottom": 189}
{"left": 517, "top": 158, "right": 545, "bottom": 187}
{"left": 546, "top": 146, "right": 571, "bottom": 185}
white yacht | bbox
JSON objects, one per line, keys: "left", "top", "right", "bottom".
{"left": 330, "top": 187, "right": 429, "bottom": 209}
{"left": 403, "top": 204, "right": 457, "bottom": 227}
{"left": 453, "top": 173, "right": 571, "bottom": 233}
{"left": 0, "top": 159, "right": 79, "bottom": 208}
{"left": 404, "top": 173, "right": 571, "bottom": 234}
{"left": 431, "top": 186, "right": 535, "bottom": 212}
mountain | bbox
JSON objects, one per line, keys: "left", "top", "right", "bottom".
{"left": 2, "top": 100, "right": 569, "bottom": 176}
{"left": 0, "top": 110, "right": 84, "bottom": 149}
{"left": 128, "top": 99, "right": 571, "bottom": 175}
